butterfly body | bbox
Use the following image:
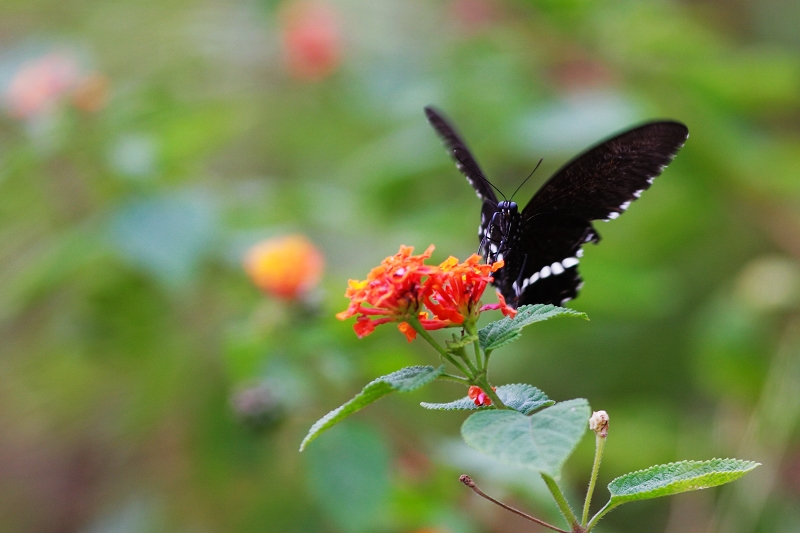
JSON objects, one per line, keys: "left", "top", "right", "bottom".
{"left": 425, "top": 106, "right": 689, "bottom": 308}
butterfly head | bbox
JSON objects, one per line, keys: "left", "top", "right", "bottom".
{"left": 497, "top": 200, "right": 518, "bottom": 213}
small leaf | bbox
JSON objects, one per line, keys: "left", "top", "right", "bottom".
{"left": 461, "top": 398, "right": 590, "bottom": 477}
{"left": 300, "top": 365, "right": 444, "bottom": 451}
{"left": 479, "top": 304, "right": 587, "bottom": 352}
{"left": 421, "top": 383, "right": 554, "bottom": 415}
{"left": 608, "top": 458, "right": 760, "bottom": 505}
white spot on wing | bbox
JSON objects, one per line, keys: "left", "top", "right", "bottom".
{"left": 540, "top": 265, "right": 551, "bottom": 278}
{"left": 562, "top": 257, "right": 579, "bottom": 268}
{"left": 576, "top": 249, "right": 584, "bottom": 258}
{"left": 607, "top": 212, "right": 620, "bottom": 220}
{"left": 497, "top": 252, "right": 504, "bottom": 261}
{"left": 551, "top": 262, "right": 564, "bottom": 275}
{"left": 647, "top": 176, "right": 656, "bottom": 184}
{"left": 620, "top": 201, "right": 631, "bottom": 211}
{"left": 633, "top": 189, "right": 643, "bottom": 198}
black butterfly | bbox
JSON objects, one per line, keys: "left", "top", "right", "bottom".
{"left": 425, "top": 106, "right": 689, "bottom": 308}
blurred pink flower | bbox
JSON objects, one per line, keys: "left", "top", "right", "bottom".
{"left": 279, "top": 1, "right": 342, "bottom": 81}
{"left": 4, "top": 53, "right": 80, "bottom": 119}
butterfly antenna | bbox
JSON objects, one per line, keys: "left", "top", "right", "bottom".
{"left": 454, "top": 151, "right": 506, "bottom": 200}
{"left": 510, "top": 158, "right": 543, "bottom": 201}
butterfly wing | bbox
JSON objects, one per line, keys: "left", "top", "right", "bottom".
{"left": 425, "top": 106, "right": 498, "bottom": 206}
{"left": 512, "top": 121, "right": 689, "bottom": 306}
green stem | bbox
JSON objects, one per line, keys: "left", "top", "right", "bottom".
{"left": 456, "top": 346, "right": 480, "bottom": 376}
{"left": 582, "top": 434, "right": 606, "bottom": 526}
{"left": 542, "top": 473, "right": 581, "bottom": 532}
{"left": 464, "top": 321, "right": 484, "bottom": 372}
{"left": 586, "top": 501, "right": 617, "bottom": 532}
{"left": 436, "top": 373, "right": 470, "bottom": 384}
{"left": 408, "top": 318, "right": 471, "bottom": 378}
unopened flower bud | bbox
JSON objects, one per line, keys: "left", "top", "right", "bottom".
{"left": 589, "top": 410, "right": 609, "bottom": 438}
{"left": 467, "top": 385, "right": 497, "bottom": 406}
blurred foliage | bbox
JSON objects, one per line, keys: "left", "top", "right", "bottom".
{"left": 1, "top": 0, "right": 800, "bottom": 532}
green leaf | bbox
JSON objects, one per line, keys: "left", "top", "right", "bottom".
{"left": 461, "top": 398, "right": 590, "bottom": 477}
{"left": 608, "top": 458, "right": 760, "bottom": 505}
{"left": 479, "top": 304, "right": 587, "bottom": 352}
{"left": 421, "top": 383, "right": 554, "bottom": 414}
{"left": 300, "top": 365, "right": 444, "bottom": 451}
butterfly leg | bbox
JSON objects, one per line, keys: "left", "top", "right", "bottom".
{"left": 479, "top": 211, "right": 504, "bottom": 262}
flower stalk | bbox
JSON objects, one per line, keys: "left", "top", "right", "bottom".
{"left": 582, "top": 411, "right": 609, "bottom": 527}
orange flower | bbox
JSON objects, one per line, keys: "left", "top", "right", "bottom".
{"left": 336, "top": 245, "right": 451, "bottom": 341}
{"left": 244, "top": 235, "right": 324, "bottom": 299}
{"left": 337, "top": 245, "right": 516, "bottom": 340}
{"left": 468, "top": 385, "right": 496, "bottom": 406}
{"left": 280, "top": 0, "right": 342, "bottom": 81}
{"left": 425, "top": 254, "right": 506, "bottom": 325}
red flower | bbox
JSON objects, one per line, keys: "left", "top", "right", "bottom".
{"left": 244, "top": 235, "right": 325, "bottom": 300}
{"left": 479, "top": 291, "right": 517, "bottom": 318}
{"left": 337, "top": 245, "right": 514, "bottom": 340}
{"left": 425, "top": 254, "right": 505, "bottom": 325}
{"left": 468, "top": 385, "right": 496, "bottom": 406}
{"left": 336, "top": 245, "right": 449, "bottom": 341}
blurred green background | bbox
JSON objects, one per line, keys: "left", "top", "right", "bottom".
{"left": 2, "top": 0, "right": 800, "bottom": 532}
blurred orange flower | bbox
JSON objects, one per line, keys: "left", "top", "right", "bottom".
{"left": 244, "top": 235, "right": 324, "bottom": 300}
{"left": 280, "top": 0, "right": 342, "bottom": 81}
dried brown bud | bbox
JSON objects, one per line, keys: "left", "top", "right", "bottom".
{"left": 589, "top": 410, "right": 609, "bottom": 438}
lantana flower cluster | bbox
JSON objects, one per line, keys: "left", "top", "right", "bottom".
{"left": 336, "top": 245, "right": 515, "bottom": 342}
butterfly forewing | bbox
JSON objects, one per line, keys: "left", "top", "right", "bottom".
{"left": 424, "top": 106, "right": 497, "bottom": 205}
{"left": 522, "top": 121, "right": 689, "bottom": 221}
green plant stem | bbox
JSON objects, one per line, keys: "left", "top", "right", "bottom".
{"left": 582, "top": 434, "right": 606, "bottom": 526}
{"left": 542, "top": 473, "right": 581, "bottom": 532}
{"left": 455, "top": 345, "right": 480, "bottom": 376}
{"left": 464, "top": 321, "right": 484, "bottom": 372}
{"left": 586, "top": 501, "right": 617, "bottom": 532}
{"left": 437, "top": 373, "right": 470, "bottom": 384}
{"left": 408, "top": 318, "right": 471, "bottom": 377}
